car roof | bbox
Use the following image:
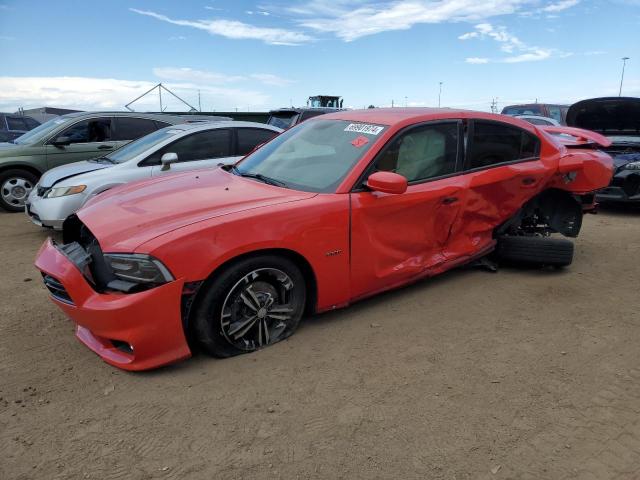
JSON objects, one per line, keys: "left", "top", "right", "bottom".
{"left": 158, "top": 121, "right": 283, "bottom": 133}
{"left": 56, "top": 111, "right": 228, "bottom": 124}
{"left": 319, "top": 107, "right": 526, "bottom": 126}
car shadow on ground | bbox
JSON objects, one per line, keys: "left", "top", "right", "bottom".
{"left": 137, "top": 256, "right": 573, "bottom": 377}
{"left": 597, "top": 202, "right": 640, "bottom": 216}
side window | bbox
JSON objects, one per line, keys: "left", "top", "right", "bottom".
{"left": 58, "top": 117, "right": 112, "bottom": 144}
{"left": 467, "top": 121, "right": 540, "bottom": 170}
{"left": 372, "top": 122, "right": 459, "bottom": 182}
{"left": 547, "top": 105, "right": 563, "bottom": 123}
{"left": 7, "top": 117, "right": 28, "bottom": 130}
{"left": 24, "top": 117, "right": 40, "bottom": 129}
{"left": 236, "top": 128, "right": 279, "bottom": 155}
{"left": 113, "top": 117, "right": 159, "bottom": 141}
{"left": 143, "top": 129, "right": 231, "bottom": 166}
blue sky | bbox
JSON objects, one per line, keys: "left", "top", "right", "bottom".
{"left": 0, "top": 0, "right": 638, "bottom": 113}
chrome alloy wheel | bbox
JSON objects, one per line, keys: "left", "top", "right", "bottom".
{"left": 1, "top": 177, "right": 34, "bottom": 208}
{"left": 220, "top": 268, "right": 297, "bottom": 351}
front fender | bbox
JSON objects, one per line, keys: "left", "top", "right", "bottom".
{"left": 0, "top": 156, "right": 46, "bottom": 174}
{"left": 136, "top": 194, "right": 352, "bottom": 312}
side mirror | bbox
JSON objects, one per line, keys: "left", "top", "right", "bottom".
{"left": 52, "top": 136, "right": 71, "bottom": 147}
{"left": 160, "top": 152, "right": 178, "bottom": 171}
{"left": 366, "top": 171, "right": 408, "bottom": 195}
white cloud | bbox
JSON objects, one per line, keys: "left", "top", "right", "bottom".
{"left": 459, "top": 23, "right": 566, "bottom": 63}
{"left": 130, "top": 8, "right": 312, "bottom": 46}
{"left": 168, "top": 35, "right": 187, "bottom": 41}
{"left": 152, "top": 67, "right": 293, "bottom": 87}
{"left": 153, "top": 67, "right": 245, "bottom": 84}
{"left": 295, "top": 0, "right": 536, "bottom": 42}
{"left": 0, "top": 76, "right": 270, "bottom": 112}
{"left": 502, "top": 49, "right": 553, "bottom": 62}
{"left": 466, "top": 57, "right": 489, "bottom": 64}
{"left": 542, "top": 0, "right": 580, "bottom": 12}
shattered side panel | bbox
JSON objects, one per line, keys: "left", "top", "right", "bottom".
{"left": 445, "top": 160, "right": 555, "bottom": 260}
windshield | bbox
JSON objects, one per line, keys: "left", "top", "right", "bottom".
{"left": 235, "top": 119, "right": 387, "bottom": 193}
{"left": 13, "top": 116, "right": 72, "bottom": 144}
{"left": 106, "top": 127, "right": 183, "bottom": 163}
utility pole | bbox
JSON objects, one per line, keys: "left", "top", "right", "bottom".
{"left": 404, "top": 96, "right": 408, "bottom": 107}
{"left": 159, "top": 83, "right": 163, "bottom": 111}
{"left": 438, "top": 82, "right": 443, "bottom": 108}
{"left": 391, "top": 99, "right": 394, "bottom": 108}
{"left": 198, "top": 90, "right": 202, "bottom": 112}
{"left": 490, "top": 97, "right": 499, "bottom": 114}
{"left": 619, "top": 57, "right": 630, "bottom": 96}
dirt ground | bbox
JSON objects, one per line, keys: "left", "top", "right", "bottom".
{"left": 1, "top": 206, "right": 640, "bottom": 480}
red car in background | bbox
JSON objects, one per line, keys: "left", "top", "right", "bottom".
{"left": 35, "top": 108, "right": 613, "bottom": 371}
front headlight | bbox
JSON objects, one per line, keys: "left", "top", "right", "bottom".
{"left": 624, "top": 162, "right": 640, "bottom": 171}
{"left": 45, "top": 185, "right": 86, "bottom": 198}
{"left": 103, "top": 253, "right": 174, "bottom": 285}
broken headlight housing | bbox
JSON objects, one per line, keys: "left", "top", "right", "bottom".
{"left": 624, "top": 162, "right": 640, "bottom": 170}
{"left": 103, "top": 253, "right": 174, "bottom": 286}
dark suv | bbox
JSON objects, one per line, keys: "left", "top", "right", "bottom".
{"left": 0, "top": 113, "right": 40, "bottom": 143}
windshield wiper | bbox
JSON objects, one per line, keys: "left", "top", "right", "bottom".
{"left": 230, "top": 166, "right": 287, "bottom": 187}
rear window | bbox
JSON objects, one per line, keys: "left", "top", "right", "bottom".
{"left": 467, "top": 121, "right": 540, "bottom": 169}
{"left": 267, "top": 112, "right": 299, "bottom": 129}
{"left": 113, "top": 117, "right": 159, "bottom": 141}
{"left": 236, "top": 128, "right": 279, "bottom": 155}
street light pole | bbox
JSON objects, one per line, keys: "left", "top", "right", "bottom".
{"left": 619, "top": 57, "right": 630, "bottom": 97}
{"left": 438, "top": 82, "right": 443, "bottom": 108}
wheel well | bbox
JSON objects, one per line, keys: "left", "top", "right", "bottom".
{"left": 497, "top": 188, "right": 583, "bottom": 238}
{"left": 185, "top": 248, "right": 318, "bottom": 334}
{"left": 0, "top": 164, "right": 43, "bottom": 180}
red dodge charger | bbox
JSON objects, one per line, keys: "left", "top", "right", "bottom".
{"left": 35, "top": 109, "right": 613, "bottom": 370}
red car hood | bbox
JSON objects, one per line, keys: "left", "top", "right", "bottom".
{"left": 78, "top": 168, "right": 316, "bottom": 252}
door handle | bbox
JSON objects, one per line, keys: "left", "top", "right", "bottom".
{"left": 522, "top": 177, "right": 536, "bottom": 185}
{"left": 98, "top": 145, "right": 113, "bottom": 150}
{"left": 442, "top": 196, "right": 458, "bottom": 205}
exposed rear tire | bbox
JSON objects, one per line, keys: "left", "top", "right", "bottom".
{"left": 496, "top": 235, "right": 574, "bottom": 267}
{"left": 192, "top": 255, "right": 306, "bottom": 358}
{"left": 0, "top": 169, "right": 38, "bottom": 212}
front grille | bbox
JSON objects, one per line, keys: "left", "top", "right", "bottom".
{"left": 42, "top": 274, "right": 74, "bottom": 305}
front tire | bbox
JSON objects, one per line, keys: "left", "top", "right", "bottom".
{"left": 193, "top": 255, "right": 306, "bottom": 358}
{"left": 496, "top": 235, "right": 574, "bottom": 267}
{"left": 0, "top": 169, "right": 38, "bottom": 212}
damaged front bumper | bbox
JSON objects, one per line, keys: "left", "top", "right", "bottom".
{"left": 34, "top": 238, "right": 192, "bottom": 371}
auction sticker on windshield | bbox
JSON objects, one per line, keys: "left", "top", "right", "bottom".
{"left": 344, "top": 123, "right": 384, "bottom": 135}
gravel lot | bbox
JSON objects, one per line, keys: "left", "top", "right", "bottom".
{"left": 1, "top": 206, "right": 639, "bottom": 480}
